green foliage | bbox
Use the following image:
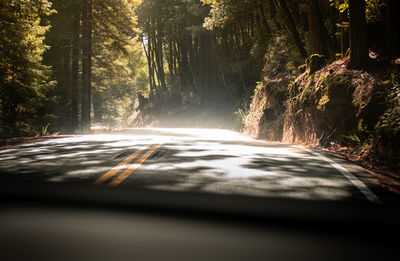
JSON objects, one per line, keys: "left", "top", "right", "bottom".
{"left": 202, "top": 0, "right": 258, "bottom": 29}
{"left": 1, "top": 0, "right": 397, "bottom": 151}
{"left": 0, "top": 0, "right": 55, "bottom": 137}
{"left": 329, "top": 0, "right": 385, "bottom": 22}
{"left": 368, "top": 74, "right": 400, "bottom": 162}
{"left": 92, "top": 0, "right": 147, "bottom": 126}
{"left": 342, "top": 134, "right": 361, "bottom": 146}
{"left": 43, "top": 0, "right": 147, "bottom": 130}
{"left": 92, "top": 37, "right": 148, "bottom": 126}
{"left": 263, "top": 34, "right": 301, "bottom": 76}
{"left": 234, "top": 98, "right": 251, "bottom": 127}
{"left": 376, "top": 76, "right": 400, "bottom": 133}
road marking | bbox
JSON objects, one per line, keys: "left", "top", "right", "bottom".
{"left": 108, "top": 144, "right": 163, "bottom": 188}
{"left": 93, "top": 144, "right": 152, "bottom": 186}
{"left": 305, "top": 148, "right": 381, "bottom": 203}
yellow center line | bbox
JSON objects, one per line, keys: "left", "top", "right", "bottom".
{"left": 108, "top": 144, "right": 163, "bottom": 188}
{"left": 93, "top": 144, "right": 152, "bottom": 186}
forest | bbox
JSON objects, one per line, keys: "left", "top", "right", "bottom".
{"left": 1, "top": 0, "right": 399, "bottom": 166}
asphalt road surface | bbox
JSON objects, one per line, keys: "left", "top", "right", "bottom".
{"left": 0, "top": 128, "right": 395, "bottom": 203}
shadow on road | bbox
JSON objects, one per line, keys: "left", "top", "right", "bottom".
{"left": 0, "top": 132, "right": 392, "bottom": 202}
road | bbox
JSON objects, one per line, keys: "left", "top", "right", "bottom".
{"left": 0, "top": 128, "right": 395, "bottom": 203}
{"left": 2, "top": 128, "right": 400, "bottom": 261}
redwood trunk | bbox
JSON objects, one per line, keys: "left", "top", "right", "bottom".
{"left": 307, "top": 0, "right": 331, "bottom": 56}
{"left": 81, "top": 0, "right": 92, "bottom": 132}
{"left": 349, "top": 0, "right": 369, "bottom": 68}
{"left": 71, "top": 5, "right": 80, "bottom": 132}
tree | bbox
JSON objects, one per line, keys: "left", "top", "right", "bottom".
{"left": 136, "top": 0, "right": 270, "bottom": 109}
{"left": 44, "top": 0, "right": 144, "bottom": 132}
{"left": 330, "top": 0, "right": 387, "bottom": 66}
{"left": 91, "top": 0, "right": 146, "bottom": 126}
{"left": 71, "top": 1, "right": 81, "bottom": 131}
{"left": 81, "top": 0, "right": 93, "bottom": 132}
{"left": 0, "top": 0, "right": 54, "bottom": 137}
{"left": 307, "top": 0, "right": 335, "bottom": 57}
{"left": 348, "top": 0, "right": 369, "bottom": 68}
{"left": 274, "top": 0, "right": 308, "bottom": 59}
{"left": 43, "top": 0, "right": 78, "bottom": 132}
{"left": 382, "top": 0, "right": 400, "bottom": 59}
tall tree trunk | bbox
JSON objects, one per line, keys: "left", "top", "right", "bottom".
{"left": 62, "top": 45, "right": 72, "bottom": 132}
{"left": 275, "top": 0, "right": 308, "bottom": 59}
{"left": 257, "top": 1, "right": 271, "bottom": 38}
{"left": 198, "top": 32, "right": 214, "bottom": 103}
{"left": 178, "top": 36, "right": 190, "bottom": 91}
{"left": 81, "top": 0, "right": 92, "bottom": 132}
{"left": 348, "top": 0, "right": 369, "bottom": 68}
{"left": 383, "top": 0, "right": 400, "bottom": 59}
{"left": 340, "top": 12, "right": 349, "bottom": 57}
{"left": 149, "top": 39, "right": 161, "bottom": 99}
{"left": 155, "top": 34, "right": 167, "bottom": 94}
{"left": 142, "top": 36, "right": 155, "bottom": 101}
{"left": 71, "top": 5, "right": 80, "bottom": 132}
{"left": 269, "top": 0, "right": 278, "bottom": 27}
{"left": 307, "top": 0, "right": 331, "bottom": 56}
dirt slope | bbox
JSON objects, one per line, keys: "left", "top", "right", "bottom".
{"left": 246, "top": 58, "right": 400, "bottom": 170}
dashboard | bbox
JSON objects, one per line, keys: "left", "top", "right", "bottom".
{"left": 1, "top": 181, "right": 399, "bottom": 261}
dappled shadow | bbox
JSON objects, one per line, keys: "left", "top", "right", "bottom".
{"left": 240, "top": 155, "right": 365, "bottom": 201}
{"left": 0, "top": 131, "right": 380, "bottom": 202}
{"left": 0, "top": 139, "right": 138, "bottom": 183}
{"left": 113, "top": 140, "right": 370, "bottom": 202}
{"left": 0, "top": 136, "right": 237, "bottom": 187}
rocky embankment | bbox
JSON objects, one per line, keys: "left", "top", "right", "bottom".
{"left": 245, "top": 57, "right": 400, "bottom": 170}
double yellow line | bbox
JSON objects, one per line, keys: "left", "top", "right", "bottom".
{"left": 93, "top": 144, "right": 163, "bottom": 188}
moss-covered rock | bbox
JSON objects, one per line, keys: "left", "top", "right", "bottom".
{"left": 283, "top": 60, "right": 400, "bottom": 166}
{"left": 306, "top": 54, "right": 326, "bottom": 74}
{"left": 372, "top": 78, "right": 400, "bottom": 166}
{"left": 244, "top": 35, "right": 297, "bottom": 140}
{"left": 298, "top": 64, "right": 307, "bottom": 74}
{"left": 246, "top": 55, "right": 400, "bottom": 168}
{"left": 245, "top": 77, "right": 291, "bottom": 140}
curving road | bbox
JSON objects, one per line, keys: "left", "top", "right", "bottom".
{"left": 0, "top": 128, "right": 394, "bottom": 202}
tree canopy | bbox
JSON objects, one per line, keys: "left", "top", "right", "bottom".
{"left": 0, "top": 0, "right": 55, "bottom": 137}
